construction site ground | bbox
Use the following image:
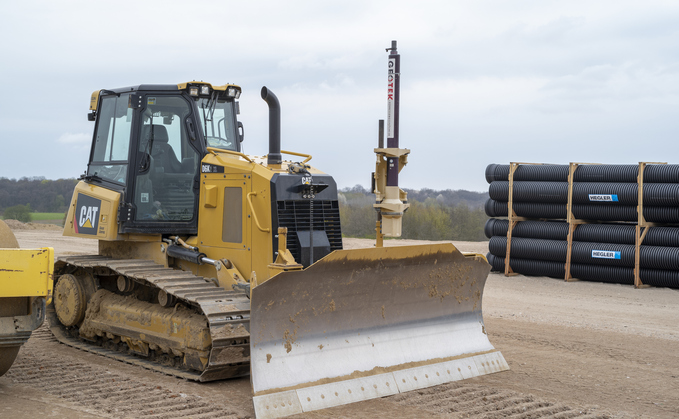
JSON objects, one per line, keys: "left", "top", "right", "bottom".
{"left": 2, "top": 225, "right": 677, "bottom": 419}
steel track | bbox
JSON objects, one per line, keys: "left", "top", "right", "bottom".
{"left": 50, "top": 255, "right": 251, "bottom": 381}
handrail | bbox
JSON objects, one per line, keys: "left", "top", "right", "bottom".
{"left": 207, "top": 147, "right": 311, "bottom": 165}
{"left": 246, "top": 192, "right": 270, "bottom": 233}
{"left": 281, "top": 150, "right": 312, "bottom": 164}
{"left": 206, "top": 147, "right": 254, "bottom": 163}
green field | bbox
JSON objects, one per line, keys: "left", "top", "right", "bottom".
{"left": 1, "top": 212, "right": 65, "bottom": 223}
{"left": 30, "top": 212, "right": 65, "bottom": 221}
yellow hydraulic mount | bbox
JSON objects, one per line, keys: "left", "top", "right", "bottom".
{"left": 373, "top": 135, "right": 410, "bottom": 240}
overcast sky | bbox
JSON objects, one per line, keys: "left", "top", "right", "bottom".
{"left": 1, "top": 1, "right": 678, "bottom": 192}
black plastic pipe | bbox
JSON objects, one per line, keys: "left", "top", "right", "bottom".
{"left": 485, "top": 199, "right": 569, "bottom": 219}
{"left": 485, "top": 198, "right": 679, "bottom": 223}
{"left": 486, "top": 163, "right": 679, "bottom": 184}
{"left": 488, "top": 181, "right": 679, "bottom": 206}
{"left": 485, "top": 219, "right": 570, "bottom": 240}
{"left": 489, "top": 181, "right": 568, "bottom": 204}
{"left": 486, "top": 253, "right": 568, "bottom": 279}
{"left": 488, "top": 236, "right": 679, "bottom": 270}
{"left": 487, "top": 253, "right": 679, "bottom": 288}
{"left": 484, "top": 219, "right": 679, "bottom": 247}
{"left": 489, "top": 236, "right": 567, "bottom": 263}
{"left": 261, "top": 86, "right": 282, "bottom": 165}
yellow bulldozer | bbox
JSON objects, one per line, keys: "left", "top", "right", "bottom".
{"left": 0, "top": 220, "right": 54, "bottom": 377}
{"left": 39, "top": 43, "right": 506, "bottom": 418}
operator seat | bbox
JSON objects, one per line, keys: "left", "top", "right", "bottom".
{"left": 141, "top": 125, "right": 182, "bottom": 173}
{"left": 139, "top": 124, "right": 194, "bottom": 220}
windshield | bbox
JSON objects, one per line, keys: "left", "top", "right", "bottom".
{"left": 196, "top": 97, "right": 238, "bottom": 151}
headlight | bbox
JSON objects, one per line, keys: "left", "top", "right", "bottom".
{"left": 227, "top": 87, "right": 241, "bottom": 98}
{"left": 201, "top": 85, "right": 211, "bottom": 95}
{"left": 189, "top": 87, "right": 199, "bottom": 96}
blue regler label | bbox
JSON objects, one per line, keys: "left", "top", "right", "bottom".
{"left": 588, "top": 194, "right": 619, "bottom": 202}
{"left": 591, "top": 250, "right": 621, "bottom": 259}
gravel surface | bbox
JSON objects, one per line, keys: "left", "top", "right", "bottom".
{"left": 2, "top": 228, "right": 678, "bottom": 418}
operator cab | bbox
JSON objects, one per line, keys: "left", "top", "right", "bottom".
{"left": 85, "top": 82, "right": 243, "bottom": 235}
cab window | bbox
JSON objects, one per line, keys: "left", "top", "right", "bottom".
{"left": 196, "top": 97, "right": 238, "bottom": 151}
{"left": 88, "top": 94, "right": 132, "bottom": 184}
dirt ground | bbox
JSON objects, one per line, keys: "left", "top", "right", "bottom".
{"left": 2, "top": 227, "right": 678, "bottom": 418}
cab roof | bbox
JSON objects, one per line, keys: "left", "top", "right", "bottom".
{"left": 89, "top": 81, "right": 242, "bottom": 111}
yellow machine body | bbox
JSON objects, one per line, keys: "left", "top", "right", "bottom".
{"left": 61, "top": 150, "right": 321, "bottom": 287}
{"left": 0, "top": 248, "right": 54, "bottom": 300}
{"left": 48, "top": 81, "right": 506, "bottom": 418}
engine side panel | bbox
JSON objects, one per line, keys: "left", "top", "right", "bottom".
{"left": 63, "top": 181, "right": 121, "bottom": 241}
{"left": 196, "top": 152, "right": 255, "bottom": 282}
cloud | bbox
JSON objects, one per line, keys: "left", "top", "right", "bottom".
{"left": 57, "top": 132, "right": 91, "bottom": 148}
{"left": 502, "top": 16, "right": 587, "bottom": 46}
{"left": 534, "top": 62, "right": 679, "bottom": 114}
{"left": 2, "top": 0, "right": 679, "bottom": 191}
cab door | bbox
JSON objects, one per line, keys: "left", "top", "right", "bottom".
{"left": 122, "top": 93, "right": 201, "bottom": 234}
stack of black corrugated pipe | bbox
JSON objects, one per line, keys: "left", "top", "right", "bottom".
{"left": 484, "top": 163, "right": 679, "bottom": 288}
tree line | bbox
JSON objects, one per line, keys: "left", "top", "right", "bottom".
{"left": 0, "top": 178, "right": 490, "bottom": 241}
{"left": 339, "top": 185, "right": 488, "bottom": 241}
{"left": 0, "top": 177, "right": 78, "bottom": 220}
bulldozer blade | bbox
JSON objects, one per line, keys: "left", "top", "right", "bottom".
{"left": 250, "top": 243, "right": 508, "bottom": 419}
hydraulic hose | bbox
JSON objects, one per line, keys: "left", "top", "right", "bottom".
{"left": 166, "top": 245, "right": 207, "bottom": 265}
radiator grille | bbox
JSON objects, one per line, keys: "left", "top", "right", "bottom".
{"left": 276, "top": 200, "right": 343, "bottom": 262}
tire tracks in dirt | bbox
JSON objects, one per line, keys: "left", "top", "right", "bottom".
{"left": 12, "top": 325, "right": 618, "bottom": 419}
{"left": 9, "top": 233, "right": 679, "bottom": 418}
{"left": 478, "top": 318, "right": 679, "bottom": 419}
{"left": 6, "top": 327, "right": 251, "bottom": 419}
{"left": 388, "top": 383, "right": 610, "bottom": 418}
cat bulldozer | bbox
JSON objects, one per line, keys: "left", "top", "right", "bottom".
{"left": 49, "top": 48, "right": 507, "bottom": 419}
{"left": 0, "top": 220, "right": 54, "bottom": 376}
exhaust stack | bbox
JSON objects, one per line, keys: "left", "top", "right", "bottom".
{"left": 261, "top": 86, "right": 282, "bottom": 165}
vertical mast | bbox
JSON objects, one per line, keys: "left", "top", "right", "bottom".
{"left": 373, "top": 40, "right": 410, "bottom": 239}
{"left": 386, "top": 40, "right": 400, "bottom": 187}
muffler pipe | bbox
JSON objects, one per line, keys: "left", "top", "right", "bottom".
{"left": 261, "top": 86, "right": 282, "bottom": 165}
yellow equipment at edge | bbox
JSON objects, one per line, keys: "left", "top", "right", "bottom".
{"left": 24, "top": 78, "right": 506, "bottom": 418}
{"left": 0, "top": 219, "right": 54, "bottom": 376}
